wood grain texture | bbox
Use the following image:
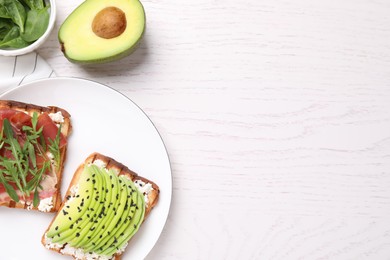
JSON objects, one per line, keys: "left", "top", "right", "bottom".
{"left": 34, "top": 0, "right": 390, "bottom": 259}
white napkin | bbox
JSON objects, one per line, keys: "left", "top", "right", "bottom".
{"left": 0, "top": 52, "right": 55, "bottom": 93}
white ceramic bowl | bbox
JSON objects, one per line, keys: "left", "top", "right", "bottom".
{"left": 0, "top": 0, "right": 56, "bottom": 56}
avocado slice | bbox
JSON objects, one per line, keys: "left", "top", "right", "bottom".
{"left": 68, "top": 165, "right": 107, "bottom": 247}
{"left": 93, "top": 175, "right": 140, "bottom": 254}
{"left": 46, "top": 167, "right": 94, "bottom": 239}
{"left": 84, "top": 174, "right": 131, "bottom": 253}
{"left": 100, "top": 179, "right": 145, "bottom": 255}
{"left": 50, "top": 165, "right": 103, "bottom": 244}
{"left": 74, "top": 167, "right": 117, "bottom": 248}
{"left": 46, "top": 163, "right": 147, "bottom": 258}
{"left": 58, "top": 0, "right": 145, "bottom": 64}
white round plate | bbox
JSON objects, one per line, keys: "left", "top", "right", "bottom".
{"left": 0, "top": 77, "right": 172, "bottom": 260}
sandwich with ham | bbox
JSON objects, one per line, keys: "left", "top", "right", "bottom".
{"left": 0, "top": 100, "right": 72, "bottom": 212}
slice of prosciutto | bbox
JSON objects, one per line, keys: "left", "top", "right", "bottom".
{"left": 0, "top": 109, "right": 64, "bottom": 206}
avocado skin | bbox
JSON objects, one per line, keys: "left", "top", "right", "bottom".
{"left": 58, "top": 1, "right": 146, "bottom": 65}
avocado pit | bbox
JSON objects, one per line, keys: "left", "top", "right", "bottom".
{"left": 92, "top": 7, "right": 127, "bottom": 39}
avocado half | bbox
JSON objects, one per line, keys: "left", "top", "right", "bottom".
{"left": 59, "top": 0, "right": 145, "bottom": 64}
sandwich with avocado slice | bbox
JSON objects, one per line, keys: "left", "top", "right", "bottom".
{"left": 42, "top": 152, "right": 159, "bottom": 259}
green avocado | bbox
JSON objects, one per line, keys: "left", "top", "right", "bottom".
{"left": 46, "top": 163, "right": 146, "bottom": 258}
{"left": 101, "top": 180, "right": 145, "bottom": 255}
{"left": 47, "top": 167, "right": 94, "bottom": 239}
{"left": 68, "top": 165, "right": 107, "bottom": 247}
{"left": 76, "top": 168, "right": 121, "bottom": 249}
{"left": 92, "top": 175, "right": 140, "bottom": 254}
{"left": 58, "top": 0, "right": 145, "bottom": 64}
{"left": 50, "top": 165, "right": 103, "bottom": 244}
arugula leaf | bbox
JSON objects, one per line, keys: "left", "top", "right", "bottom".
{"left": 0, "top": 172, "right": 19, "bottom": 202}
{"left": 48, "top": 125, "right": 61, "bottom": 171}
{"left": 33, "top": 187, "right": 39, "bottom": 207}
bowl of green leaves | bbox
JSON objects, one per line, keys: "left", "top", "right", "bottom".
{"left": 0, "top": 0, "right": 56, "bottom": 56}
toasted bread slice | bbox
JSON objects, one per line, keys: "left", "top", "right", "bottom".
{"left": 0, "top": 100, "right": 72, "bottom": 212}
{"left": 42, "top": 152, "right": 159, "bottom": 259}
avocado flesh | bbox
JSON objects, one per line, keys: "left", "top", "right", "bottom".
{"left": 50, "top": 165, "right": 103, "bottom": 244}
{"left": 85, "top": 175, "right": 132, "bottom": 253}
{"left": 47, "top": 167, "right": 94, "bottom": 239}
{"left": 93, "top": 176, "right": 140, "bottom": 254}
{"left": 69, "top": 165, "right": 107, "bottom": 247}
{"left": 58, "top": 0, "right": 145, "bottom": 64}
{"left": 76, "top": 170, "right": 119, "bottom": 248}
{"left": 46, "top": 163, "right": 146, "bottom": 258}
{"left": 102, "top": 183, "right": 145, "bottom": 255}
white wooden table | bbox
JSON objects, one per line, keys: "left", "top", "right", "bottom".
{"left": 37, "top": 0, "right": 390, "bottom": 259}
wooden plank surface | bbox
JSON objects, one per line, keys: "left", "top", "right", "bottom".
{"left": 36, "top": 0, "right": 390, "bottom": 259}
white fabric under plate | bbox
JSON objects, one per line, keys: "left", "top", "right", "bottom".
{"left": 0, "top": 52, "right": 55, "bottom": 93}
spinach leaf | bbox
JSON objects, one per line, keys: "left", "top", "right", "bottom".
{"left": 22, "top": 0, "right": 45, "bottom": 11}
{"left": 21, "top": 5, "right": 48, "bottom": 42}
{"left": 0, "top": 18, "right": 12, "bottom": 40}
{"left": 0, "top": 25, "right": 28, "bottom": 48}
{"left": 0, "top": 5, "right": 11, "bottom": 19}
{"left": 2, "top": 0, "right": 26, "bottom": 32}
